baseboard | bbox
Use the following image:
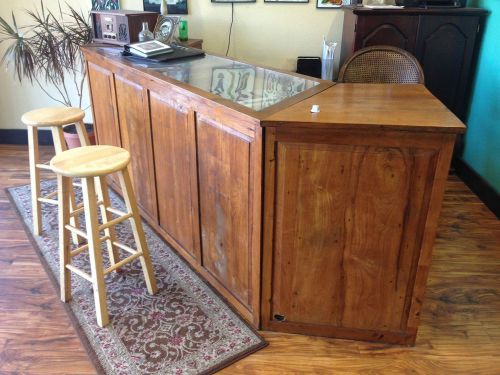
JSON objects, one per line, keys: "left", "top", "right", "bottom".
{"left": 0, "top": 129, "right": 54, "bottom": 146}
{"left": 454, "top": 157, "right": 500, "bottom": 219}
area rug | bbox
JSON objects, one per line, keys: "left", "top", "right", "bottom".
{"left": 7, "top": 180, "right": 266, "bottom": 375}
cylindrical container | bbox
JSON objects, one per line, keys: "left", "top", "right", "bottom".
{"left": 178, "top": 19, "right": 188, "bottom": 42}
{"left": 138, "top": 22, "right": 154, "bottom": 42}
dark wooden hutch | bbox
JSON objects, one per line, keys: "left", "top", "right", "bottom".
{"left": 340, "top": 6, "right": 488, "bottom": 125}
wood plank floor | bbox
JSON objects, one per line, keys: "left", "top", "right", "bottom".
{"left": 0, "top": 144, "right": 498, "bottom": 374}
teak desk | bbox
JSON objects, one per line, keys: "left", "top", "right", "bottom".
{"left": 82, "top": 46, "right": 465, "bottom": 345}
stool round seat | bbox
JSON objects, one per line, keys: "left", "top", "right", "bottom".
{"left": 21, "top": 107, "right": 85, "bottom": 127}
{"left": 50, "top": 145, "right": 130, "bottom": 178}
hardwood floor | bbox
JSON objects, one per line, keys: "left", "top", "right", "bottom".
{"left": 0, "top": 144, "right": 498, "bottom": 374}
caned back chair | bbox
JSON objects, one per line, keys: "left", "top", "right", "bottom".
{"left": 338, "top": 45, "right": 425, "bottom": 84}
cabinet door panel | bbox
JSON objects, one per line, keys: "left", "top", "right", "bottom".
{"left": 114, "top": 76, "right": 158, "bottom": 221}
{"left": 150, "top": 92, "right": 201, "bottom": 261}
{"left": 87, "top": 62, "right": 121, "bottom": 148}
{"left": 196, "top": 116, "right": 254, "bottom": 309}
{"left": 355, "top": 15, "right": 418, "bottom": 52}
{"left": 269, "top": 140, "right": 437, "bottom": 332}
{"left": 415, "top": 16, "right": 479, "bottom": 120}
{"left": 87, "top": 62, "right": 121, "bottom": 187}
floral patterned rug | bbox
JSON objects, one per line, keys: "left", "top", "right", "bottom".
{"left": 7, "top": 180, "right": 266, "bottom": 375}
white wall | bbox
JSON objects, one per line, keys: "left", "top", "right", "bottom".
{"left": 0, "top": 0, "right": 343, "bottom": 130}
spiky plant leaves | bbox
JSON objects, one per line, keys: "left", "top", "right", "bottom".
{"left": 0, "top": 0, "right": 92, "bottom": 107}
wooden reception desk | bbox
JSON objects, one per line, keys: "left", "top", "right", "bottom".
{"left": 82, "top": 46, "right": 465, "bottom": 345}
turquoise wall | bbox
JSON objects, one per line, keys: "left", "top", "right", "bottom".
{"left": 463, "top": 0, "right": 500, "bottom": 193}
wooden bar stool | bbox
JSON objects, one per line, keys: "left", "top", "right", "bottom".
{"left": 22, "top": 107, "right": 90, "bottom": 242}
{"left": 50, "top": 145, "right": 157, "bottom": 327}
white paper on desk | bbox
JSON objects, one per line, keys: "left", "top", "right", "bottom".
{"left": 321, "top": 38, "right": 337, "bottom": 81}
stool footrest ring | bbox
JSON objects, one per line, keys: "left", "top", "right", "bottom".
{"left": 65, "top": 224, "right": 88, "bottom": 240}
{"left": 66, "top": 264, "right": 93, "bottom": 282}
{"left": 113, "top": 241, "right": 139, "bottom": 255}
{"left": 104, "top": 251, "right": 143, "bottom": 275}
{"left": 38, "top": 197, "right": 58, "bottom": 205}
{"left": 70, "top": 235, "right": 111, "bottom": 258}
{"left": 99, "top": 212, "right": 133, "bottom": 231}
{"left": 36, "top": 163, "right": 52, "bottom": 171}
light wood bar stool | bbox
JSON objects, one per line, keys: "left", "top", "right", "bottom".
{"left": 22, "top": 107, "right": 90, "bottom": 242}
{"left": 50, "top": 145, "right": 157, "bottom": 327}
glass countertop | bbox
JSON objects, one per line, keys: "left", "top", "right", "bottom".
{"left": 96, "top": 47, "right": 320, "bottom": 111}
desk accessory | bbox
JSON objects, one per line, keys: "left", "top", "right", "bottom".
{"left": 91, "top": 10, "right": 158, "bottom": 46}
{"left": 321, "top": 38, "right": 337, "bottom": 80}
{"left": 310, "top": 104, "right": 320, "bottom": 113}
{"left": 179, "top": 19, "right": 189, "bottom": 41}
{"left": 123, "top": 44, "right": 205, "bottom": 62}
{"left": 126, "top": 40, "right": 173, "bottom": 58}
{"left": 297, "top": 57, "right": 322, "bottom": 78}
{"left": 138, "top": 22, "right": 154, "bottom": 42}
{"left": 154, "top": 16, "right": 181, "bottom": 44}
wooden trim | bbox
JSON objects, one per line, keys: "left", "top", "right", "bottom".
{"left": 260, "top": 127, "right": 277, "bottom": 329}
{"left": 454, "top": 157, "right": 500, "bottom": 219}
{"left": 81, "top": 46, "right": 334, "bottom": 121}
{"left": 265, "top": 320, "right": 417, "bottom": 346}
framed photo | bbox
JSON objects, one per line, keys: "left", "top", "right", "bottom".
{"left": 212, "top": 0, "right": 256, "bottom": 3}
{"left": 316, "top": 0, "right": 342, "bottom": 8}
{"left": 265, "top": 0, "right": 308, "bottom": 3}
{"left": 210, "top": 67, "right": 256, "bottom": 107}
{"left": 92, "top": 0, "right": 120, "bottom": 10}
{"left": 154, "top": 16, "right": 180, "bottom": 44}
{"left": 143, "top": 0, "right": 188, "bottom": 15}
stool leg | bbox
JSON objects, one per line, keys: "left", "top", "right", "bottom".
{"left": 75, "top": 120, "right": 90, "bottom": 147}
{"left": 118, "top": 167, "right": 157, "bottom": 295}
{"left": 27, "top": 126, "right": 42, "bottom": 236}
{"left": 82, "top": 177, "right": 109, "bottom": 327}
{"left": 57, "top": 174, "right": 72, "bottom": 302}
{"left": 52, "top": 126, "right": 81, "bottom": 245}
{"left": 96, "top": 176, "right": 120, "bottom": 269}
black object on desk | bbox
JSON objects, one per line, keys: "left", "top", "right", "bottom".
{"left": 123, "top": 44, "right": 205, "bottom": 62}
{"left": 296, "top": 56, "right": 321, "bottom": 79}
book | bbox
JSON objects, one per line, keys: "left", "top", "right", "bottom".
{"left": 126, "top": 40, "right": 173, "bottom": 58}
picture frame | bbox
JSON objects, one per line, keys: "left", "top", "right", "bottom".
{"left": 265, "top": 0, "right": 308, "bottom": 3}
{"left": 143, "top": 0, "right": 188, "bottom": 15}
{"left": 153, "top": 16, "right": 180, "bottom": 44}
{"left": 316, "top": 0, "right": 343, "bottom": 8}
{"left": 92, "top": 0, "right": 120, "bottom": 10}
{"left": 211, "top": 0, "right": 256, "bottom": 3}
{"left": 210, "top": 67, "right": 256, "bottom": 107}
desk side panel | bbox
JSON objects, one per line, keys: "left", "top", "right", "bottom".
{"left": 262, "top": 127, "right": 456, "bottom": 344}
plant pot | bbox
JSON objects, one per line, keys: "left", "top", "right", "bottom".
{"left": 63, "top": 123, "right": 96, "bottom": 149}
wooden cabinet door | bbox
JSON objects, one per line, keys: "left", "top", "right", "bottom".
{"left": 150, "top": 92, "right": 201, "bottom": 261}
{"left": 114, "top": 75, "right": 158, "bottom": 222}
{"left": 87, "top": 62, "right": 121, "bottom": 187}
{"left": 196, "top": 115, "right": 261, "bottom": 322}
{"left": 415, "top": 16, "right": 479, "bottom": 120}
{"left": 263, "top": 128, "right": 453, "bottom": 344}
{"left": 87, "top": 62, "right": 121, "bottom": 148}
{"left": 355, "top": 15, "right": 418, "bottom": 52}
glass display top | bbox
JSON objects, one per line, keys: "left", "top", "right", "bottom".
{"left": 96, "top": 47, "right": 320, "bottom": 111}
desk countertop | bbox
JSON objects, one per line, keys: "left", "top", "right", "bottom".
{"left": 262, "top": 83, "right": 466, "bottom": 133}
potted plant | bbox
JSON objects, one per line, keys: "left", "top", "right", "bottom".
{"left": 0, "top": 1, "right": 95, "bottom": 148}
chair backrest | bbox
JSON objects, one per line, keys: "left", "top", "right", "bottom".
{"left": 338, "top": 45, "right": 425, "bottom": 84}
